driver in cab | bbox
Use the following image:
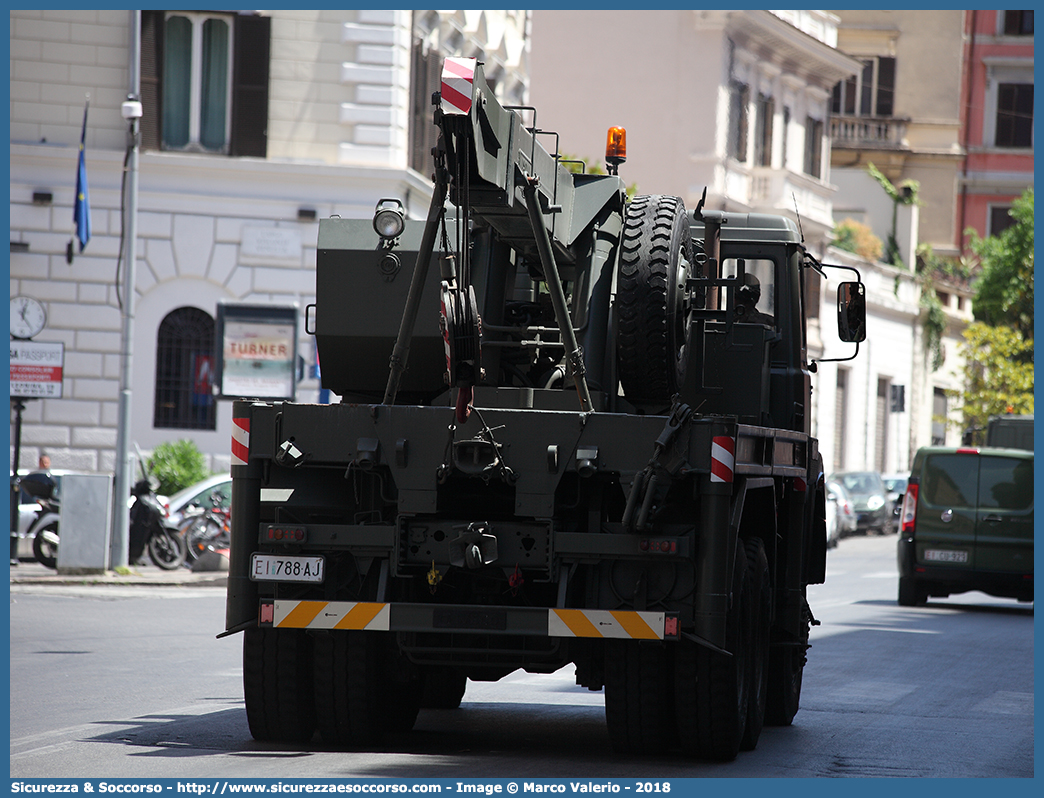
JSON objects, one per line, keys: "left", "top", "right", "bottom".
{"left": 735, "top": 273, "right": 773, "bottom": 326}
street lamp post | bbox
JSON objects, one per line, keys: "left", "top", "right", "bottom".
{"left": 111, "top": 10, "right": 142, "bottom": 568}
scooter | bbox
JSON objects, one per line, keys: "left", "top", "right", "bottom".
{"left": 21, "top": 477, "right": 60, "bottom": 569}
{"left": 128, "top": 470, "right": 187, "bottom": 571}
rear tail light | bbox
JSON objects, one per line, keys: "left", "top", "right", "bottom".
{"left": 900, "top": 482, "right": 919, "bottom": 535}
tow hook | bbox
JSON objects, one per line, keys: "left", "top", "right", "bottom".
{"left": 448, "top": 522, "right": 498, "bottom": 568}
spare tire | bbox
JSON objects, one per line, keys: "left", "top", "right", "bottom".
{"left": 616, "top": 195, "right": 694, "bottom": 408}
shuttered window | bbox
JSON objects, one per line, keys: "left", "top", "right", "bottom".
{"left": 730, "top": 83, "right": 750, "bottom": 163}
{"left": 1002, "top": 11, "right": 1034, "bottom": 35}
{"left": 140, "top": 11, "right": 270, "bottom": 157}
{"left": 995, "top": 83, "right": 1033, "bottom": 149}
{"left": 804, "top": 116, "right": 822, "bottom": 178}
{"left": 755, "top": 94, "right": 774, "bottom": 167}
{"left": 409, "top": 40, "right": 443, "bottom": 178}
{"left": 831, "top": 56, "right": 896, "bottom": 118}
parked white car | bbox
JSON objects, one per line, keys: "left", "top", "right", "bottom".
{"left": 825, "top": 485, "right": 841, "bottom": 549}
{"left": 164, "top": 473, "right": 232, "bottom": 525}
{"left": 826, "top": 479, "right": 858, "bottom": 540}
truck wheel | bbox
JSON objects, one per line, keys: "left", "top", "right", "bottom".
{"left": 604, "top": 639, "right": 673, "bottom": 754}
{"left": 242, "top": 627, "right": 316, "bottom": 742}
{"left": 675, "top": 537, "right": 751, "bottom": 760}
{"left": 741, "top": 538, "right": 771, "bottom": 751}
{"left": 384, "top": 677, "right": 424, "bottom": 733}
{"left": 617, "top": 194, "right": 694, "bottom": 408}
{"left": 420, "top": 667, "right": 467, "bottom": 709}
{"left": 313, "top": 631, "right": 384, "bottom": 746}
{"left": 765, "top": 628, "right": 807, "bottom": 726}
{"left": 898, "top": 576, "right": 927, "bottom": 606}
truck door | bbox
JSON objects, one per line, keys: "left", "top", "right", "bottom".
{"left": 974, "top": 454, "right": 1034, "bottom": 573}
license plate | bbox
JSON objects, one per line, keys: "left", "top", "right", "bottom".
{"left": 250, "top": 553, "right": 325, "bottom": 583}
{"left": 924, "top": 549, "right": 968, "bottom": 563}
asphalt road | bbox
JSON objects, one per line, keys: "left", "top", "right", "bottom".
{"left": 8, "top": 533, "right": 1034, "bottom": 780}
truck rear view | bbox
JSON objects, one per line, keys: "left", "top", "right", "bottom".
{"left": 224, "top": 57, "right": 865, "bottom": 760}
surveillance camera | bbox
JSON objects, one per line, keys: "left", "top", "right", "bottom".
{"left": 121, "top": 100, "right": 143, "bottom": 120}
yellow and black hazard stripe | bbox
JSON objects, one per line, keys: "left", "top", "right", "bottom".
{"left": 260, "top": 600, "right": 675, "bottom": 640}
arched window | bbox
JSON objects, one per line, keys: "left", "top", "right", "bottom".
{"left": 154, "top": 307, "right": 216, "bottom": 430}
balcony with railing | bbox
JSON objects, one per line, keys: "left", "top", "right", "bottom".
{"left": 747, "top": 166, "right": 835, "bottom": 231}
{"left": 830, "top": 115, "right": 909, "bottom": 149}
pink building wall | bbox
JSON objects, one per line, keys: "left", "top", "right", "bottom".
{"left": 957, "top": 9, "right": 1034, "bottom": 248}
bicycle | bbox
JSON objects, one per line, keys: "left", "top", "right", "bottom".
{"left": 177, "top": 491, "right": 230, "bottom": 565}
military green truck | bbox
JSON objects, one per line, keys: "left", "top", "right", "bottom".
{"left": 223, "top": 57, "right": 865, "bottom": 760}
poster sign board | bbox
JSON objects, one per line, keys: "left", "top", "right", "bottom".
{"left": 10, "top": 340, "right": 64, "bottom": 398}
{"left": 216, "top": 303, "right": 298, "bottom": 401}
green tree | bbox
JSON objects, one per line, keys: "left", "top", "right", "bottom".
{"left": 833, "top": 217, "right": 883, "bottom": 261}
{"left": 147, "top": 439, "right": 210, "bottom": 495}
{"left": 966, "top": 187, "right": 1034, "bottom": 341}
{"left": 867, "top": 162, "right": 920, "bottom": 268}
{"left": 952, "top": 322, "right": 1033, "bottom": 442}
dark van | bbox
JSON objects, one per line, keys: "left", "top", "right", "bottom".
{"left": 897, "top": 446, "right": 1033, "bottom": 605}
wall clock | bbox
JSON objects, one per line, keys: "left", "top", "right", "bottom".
{"left": 10, "top": 295, "right": 47, "bottom": 339}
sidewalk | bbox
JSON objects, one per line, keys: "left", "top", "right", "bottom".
{"left": 8, "top": 557, "right": 228, "bottom": 588}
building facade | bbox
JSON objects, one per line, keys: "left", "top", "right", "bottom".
{"left": 826, "top": 9, "right": 1033, "bottom": 457}
{"left": 957, "top": 9, "right": 1034, "bottom": 244}
{"left": 10, "top": 9, "right": 530, "bottom": 473}
{"left": 828, "top": 9, "right": 967, "bottom": 260}
{"left": 529, "top": 10, "right": 860, "bottom": 253}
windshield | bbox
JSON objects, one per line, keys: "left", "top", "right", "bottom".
{"left": 836, "top": 473, "right": 884, "bottom": 494}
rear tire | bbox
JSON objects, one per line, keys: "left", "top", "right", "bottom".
{"left": 741, "top": 538, "right": 771, "bottom": 751}
{"left": 616, "top": 195, "right": 694, "bottom": 409}
{"left": 898, "top": 576, "right": 928, "bottom": 606}
{"left": 604, "top": 639, "right": 673, "bottom": 754}
{"left": 148, "top": 528, "right": 187, "bottom": 570}
{"left": 420, "top": 668, "right": 467, "bottom": 709}
{"left": 675, "top": 537, "right": 751, "bottom": 760}
{"left": 765, "top": 634, "right": 806, "bottom": 726}
{"left": 313, "top": 631, "right": 384, "bottom": 746}
{"left": 243, "top": 627, "right": 316, "bottom": 742}
{"left": 32, "top": 523, "right": 58, "bottom": 569}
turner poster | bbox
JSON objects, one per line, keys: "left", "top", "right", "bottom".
{"left": 216, "top": 303, "right": 298, "bottom": 401}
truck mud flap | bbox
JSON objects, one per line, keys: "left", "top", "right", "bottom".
{"left": 260, "top": 599, "right": 679, "bottom": 641}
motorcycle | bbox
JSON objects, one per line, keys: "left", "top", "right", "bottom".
{"left": 129, "top": 473, "right": 187, "bottom": 571}
{"left": 20, "top": 475, "right": 60, "bottom": 569}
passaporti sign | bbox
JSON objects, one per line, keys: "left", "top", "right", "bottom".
{"left": 10, "top": 340, "right": 64, "bottom": 398}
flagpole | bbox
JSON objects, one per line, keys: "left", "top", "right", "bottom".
{"left": 111, "top": 10, "right": 141, "bottom": 568}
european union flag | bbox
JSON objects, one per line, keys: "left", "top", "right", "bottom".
{"left": 73, "top": 101, "right": 91, "bottom": 252}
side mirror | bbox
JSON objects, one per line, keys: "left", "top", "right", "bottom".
{"left": 837, "top": 281, "right": 866, "bottom": 343}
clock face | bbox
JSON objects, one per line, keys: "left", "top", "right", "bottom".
{"left": 10, "top": 296, "right": 47, "bottom": 339}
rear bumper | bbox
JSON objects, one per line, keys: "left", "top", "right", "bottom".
{"left": 855, "top": 507, "right": 888, "bottom": 531}
{"left": 259, "top": 598, "right": 679, "bottom": 641}
{"left": 897, "top": 537, "right": 1033, "bottom": 601}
